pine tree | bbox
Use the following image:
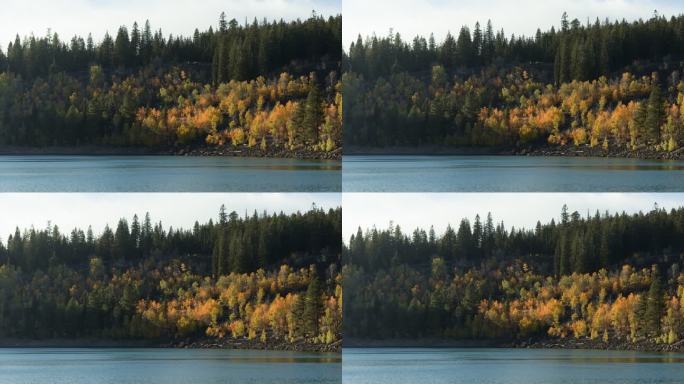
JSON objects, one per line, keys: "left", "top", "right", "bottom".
{"left": 212, "top": 230, "right": 226, "bottom": 276}
{"left": 114, "top": 219, "right": 131, "bottom": 262}
{"left": 571, "top": 230, "right": 586, "bottom": 273}
{"left": 292, "top": 294, "right": 306, "bottom": 339}
{"left": 473, "top": 214, "right": 483, "bottom": 255}
{"left": 257, "top": 229, "right": 268, "bottom": 268}
{"left": 439, "top": 32, "right": 457, "bottom": 69}
{"left": 99, "top": 32, "right": 114, "bottom": 67}
{"left": 461, "top": 281, "right": 479, "bottom": 314}
{"left": 211, "top": 48, "right": 220, "bottom": 85}
{"left": 456, "top": 27, "right": 473, "bottom": 66}
{"left": 634, "top": 100, "right": 649, "bottom": 146}
{"left": 131, "top": 214, "right": 141, "bottom": 256}
{"left": 561, "top": 204, "right": 570, "bottom": 225}
{"left": 213, "top": 205, "right": 229, "bottom": 276}
{"left": 219, "top": 12, "right": 228, "bottom": 33}
{"left": 257, "top": 32, "right": 270, "bottom": 75}
{"left": 113, "top": 26, "right": 131, "bottom": 67}
{"left": 218, "top": 38, "right": 231, "bottom": 82}
{"left": 571, "top": 38, "right": 586, "bottom": 81}
{"left": 130, "top": 22, "right": 141, "bottom": 63}
{"left": 86, "top": 226, "right": 94, "bottom": 248}
{"left": 301, "top": 77, "right": 323, "bottom": 145}
{"left": 219, "top": 204, "right": 228, "bottom": 226}
{"left": 599, "top": 228, "right": 610, "bottom": 268}
{"left": 482, "top": 20, "right": 495, "bottom": 64}
{"left": 598, "top": 36, "right": 610, "bottom": 76}
{"left": 428, "top": 33, "right": 436, "bottom": 53}
{"left": 645, "top": 83, "right": 665, "bottom": 143}
{"left": 7, "top": 35, "right": 23, "bottom": 75}
{"left": 645, "top": 266, "right": 664, "bottom": 337}
{"left": 229, "top": 232, "right": 246, "bottom": 273}
{"left": 229, "top": 40, "right": 245, "bottom": 80}
{"left": 554, "top": 47, "right": 562, "bottom": 85}
{"left": 141, "top": 212, "right": 153, "bottom": 257}
{"left": 141, "top": 20, "right": 153, "bottom": 63}
{"left": 86, "top": 34, "right": 94, "bottom": 56}
{"left": 483, "top": 213, "right": 495, "bottom": 257}
{"left": 556, "top": 37, "right": 571, "bottom": 84}
{"left": 193, "top": 28, "right": 200, "bottom": 45}
{"left": 636, "top": 293, "right": 648, "bottom": 338}
{"left": 303, "top": 271, "right": 323, "bottom": 338}
{"left": 556, "top": 231, "right": 571, "bottom": 276}
{"left": 472, "top": 22, "right": 483, "bottom": 65}
{"left": 561, "top": 12, "right": 570, "bottom": 33}
{"left": 584, "top": 224, "right": 596, "bottom": 271}
{"left": 456, "top": 219, "right": 474, "bottom": 259}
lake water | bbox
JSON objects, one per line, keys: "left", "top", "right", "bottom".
{"left": 0, "top": 156, "right": 341, "bottom": 192}
{"left": 343, "top": 155, "right": 684, "bottom": 192}
{"left": 0, "top": 348, "right": 341, "bottom": 384}
{"left": 343, "top": 348, "right": 684, "bottom": 384}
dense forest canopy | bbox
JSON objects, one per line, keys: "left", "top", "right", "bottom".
{"left": 0, "top": 12, "right": 341, "bottom": 81}
{"left": 346, "top": 204, "right": 684, "bottom": 276}
{"left": 344, "top": 11, "right": 682, "bottom": 81}
{"left": 0, "top": 13, "right": 342, "bottom": 152}
{"left": 344, "top": 205, "right": 684, "bottom": 346}
{"left": 343, "top": 12, "right": 684, "bottom": 152}
{"left": 0, "top": 207, "right": 342, "bottom": 345}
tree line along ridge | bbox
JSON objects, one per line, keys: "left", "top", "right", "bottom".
{"left": 0, "top": 13, "right": 342, "bottom": 154}
{"left": 0, "top": 207, "right": 341, "bottom": 348}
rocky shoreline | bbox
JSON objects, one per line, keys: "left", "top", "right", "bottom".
{"left": 345, "top": 144, "right": 684, "bottom": 161}
{"left": 522, "top": 337, "right": 684, "bottom": 353}
{"left": 517, "top": 143, "right": 684, "bottom": 161}
{"left": 173, "top": 145, "right": 341, "bottom": 160}
{"left": 0, "top": 337, "right": 341, "bottom": 353}
{"left": 344, "top": 338, "right": 506, "bottom": 348}
{"left": 164, "top": 337, "right": 341, "bottom": 353}
{"left": 0, "top": 145, "right": 341, "bottom": 161}
{"left": 3, "top": 336, "right": 682, "bottom": 353}
{"left": 344, "top": 145, "right": 510, "bottom": 156}
{"left": 346, "top": 337, "right": 684, "bottom": 353}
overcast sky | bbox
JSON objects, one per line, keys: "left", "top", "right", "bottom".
{"left": 0, "top": 193, "right": 340, "bottom": 243}
{"left": 344, "top": 0, "right": 684, "bottom": 48}
{"left": 0, "top": 0, "right": 340, "bottom": 50}
{"left": 343, "top": 193, "right": 684, "bottom": 241}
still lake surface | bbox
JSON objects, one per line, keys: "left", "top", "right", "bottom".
{"left": 343, "top": 155, "right": 684, "bottom": 192}
{"left": 0, "top": 348, "right": 341, "bottom": 384}
{"left": 343, "top": 348, "right": 684, "bottom": 384}
{"left": 0, "top": 156, "right": 341, "bottom": 192}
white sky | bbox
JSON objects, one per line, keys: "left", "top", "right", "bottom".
{"left": 3, "top": 193, "right": 683, "bottom": 245}
{"left": 343, "top": 193, "right": 684, "bottom": 241}
{"left": 343, "top": 0, "right": 684, "bottom": 48}
{"left": 0, "top": 193, "right": 340, "bottom": 243}
{"left": 0, "top": 0, "right": 340, "bottom": 50}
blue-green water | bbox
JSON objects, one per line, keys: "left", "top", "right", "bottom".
{"left": 0, "top": 156, "right": 341, "bottom": 192}
{"left": 343, "top": 155, "right": 684, "bottom": 192}
{"left": 343, "top": 348, "right": 684, "bottom": 384}
{"left": 0, "top": 348, "right": 341, "bottom": 384}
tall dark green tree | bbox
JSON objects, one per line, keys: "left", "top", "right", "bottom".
{"left": 456, "top": 27, "right": 473, "bottom": 66}
{"left": 113, "top": 26, "right": 131, "bottom": 67}
{"left": 302, "top": 77, "right": 323, "bottom": 144}
{"left": 219, "top": 12, "right": 228, "bottom": 33}
{"left": 644, "top": 83, "right": 665, "bottom": 143}
{"left": 303, "top": 271, "right": 323, "bottom": 338}
{"left": 644, "top": 266, "right": 664, "bottom": 337}
{"left": 472, "top": 22, "right": 483, "bottom": 65}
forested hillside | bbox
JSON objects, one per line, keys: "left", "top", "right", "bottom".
{"left": 344, "top": 12, "right": 684, "bottom": 156}
{"left": 0, "top": 13, "right": 342, "bottom": 156}
{"left": 0, "top": 207, "right": 342, "bottom": 350}
{"left": 344, "top": 206, "right": 684, "bottom": 350}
